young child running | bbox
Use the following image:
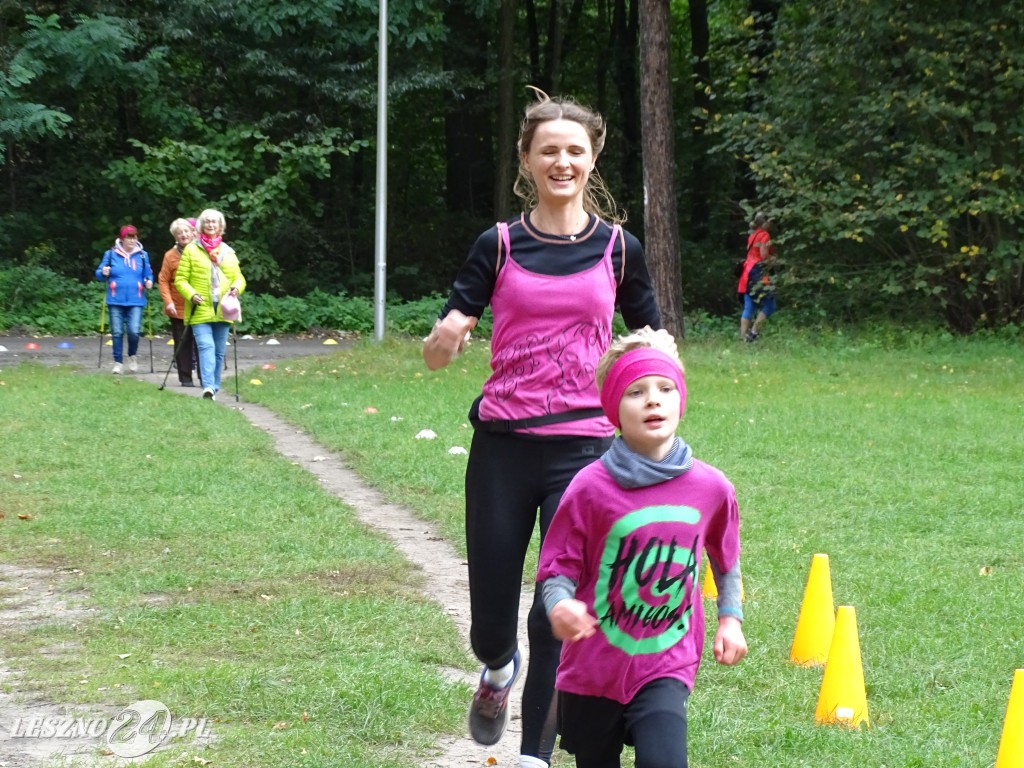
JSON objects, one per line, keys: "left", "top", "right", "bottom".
{"left": 536, "top": 328, "right": 747, "bottom": 768}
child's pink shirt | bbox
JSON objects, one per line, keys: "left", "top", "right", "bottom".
{"left": 537, "top": 457, "right": 740, "bottom": 703}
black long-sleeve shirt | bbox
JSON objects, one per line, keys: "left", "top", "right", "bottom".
{"left": 440, "top": 212, "right": 662, "bottom": 331}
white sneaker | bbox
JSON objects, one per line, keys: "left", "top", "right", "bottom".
{"left": 112, "top": 362, "right": 123, "bottom": 375}
{"left": 128, "top": 356, "right": 138, "bottom": 372}
{"left": 202, "top": 388, "right": 215, "bottom": 399}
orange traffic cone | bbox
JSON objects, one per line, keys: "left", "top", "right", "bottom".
{"left": 995, "top": 669, "right": 1024, "bottom": 768}
{"left": 790, "top": 553, "right": 835, "bottom": 667}
{"left": 815, "top": 605, "right": 869, "bottom": 729}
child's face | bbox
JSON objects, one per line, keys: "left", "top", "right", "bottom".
{"left": 617, "top": 374, "right": 681, "bottom": 461}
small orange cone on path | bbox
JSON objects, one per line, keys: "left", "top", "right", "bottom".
{"left": 815, "top": 605, "right": 869, "bottom": 729}
{"left": 996, "top": 669, "right": 1024, "bottom": 768}
{"left": 791, "top": 553, "right": 835, "bottom": 667}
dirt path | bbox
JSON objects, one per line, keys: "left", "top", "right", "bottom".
{"left": 0, "top": 335, "right": 529, "bottom": 768}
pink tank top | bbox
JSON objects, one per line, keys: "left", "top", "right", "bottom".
{"left": 478, "top": 223, "right": 619, "bottom": 437}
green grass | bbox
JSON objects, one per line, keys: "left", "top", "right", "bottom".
{"left": 239, "top": 331, "right": 1024, "bottom": 767}
{"left": 3, "top": 330, "right": 1023, "bottom": 767}
{"left": 0, "top": 363, "right": 469, "bottom": 768}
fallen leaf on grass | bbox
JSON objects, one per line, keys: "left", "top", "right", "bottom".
{"left": 302, "top": 711, "right": 309, "bottom": 722}
{"left": 364, "top": 407, "right": 378, "bottom": 413}
{"left": 192, "top": 757, "right": 211, "bottom": 765}
{"left": 260, "top": 594, "right": 273, "bottom": 600}
{"left": 272, "top": 721, "right": 288, "bottom": 731}
{"left": 118, "top": 653, "right": 132, "bottom": 659}
{"left": 979, "top": 566, "right": 993, "bottom": 576}
{"left": 18, "top": 514, "right": 33, "bottom": 520}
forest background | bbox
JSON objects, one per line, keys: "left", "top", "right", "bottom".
{"left": 0, "top": 0, "right": 1022, "bottom": 337}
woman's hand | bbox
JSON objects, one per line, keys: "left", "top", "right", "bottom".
{"left": 102, "top": 266, "right": 110, "bottom": 277}
{"left": 144, "top": 279, "right": 153, "bottom": 290}
{"left": 165, "top": 303, "right": 179, "bottom": 318}
{"left": 422, "top": 309, "right": 478, "bottom": 371}
{"left": 191, "top": 294, "right": 204, "bottom": 305}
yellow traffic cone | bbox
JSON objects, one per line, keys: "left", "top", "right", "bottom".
{"left": 995, "top": 669, "right": 1024, "bottom": 768}
{"left": 701, "top": 562, "right": 744, "bottom": 600}
{"left": 702, "top": 566, "right": 718, "bottom": 599}
{"left": 790, "top": 553, "right": 835, "bottom": 667}
{"left": 815, "top": 605, "right": 869, "bottom": 729}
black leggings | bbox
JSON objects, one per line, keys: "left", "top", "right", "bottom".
{"left": 465, "top": 428, "right": 612, "bottom": 762}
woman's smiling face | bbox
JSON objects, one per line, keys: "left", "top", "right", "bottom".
{"left": 522, "top": 119, "right": 595, "bottom": 207}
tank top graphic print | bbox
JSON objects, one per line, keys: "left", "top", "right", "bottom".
{"left": 478, "top": 223, "right": 619, "bottom": 437}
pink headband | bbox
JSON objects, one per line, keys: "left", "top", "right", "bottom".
{"left": 120, "top": 226, "right": 137, "bottom": 239}
{"left": 599, "top": 348, "right": 686, "bottom": 429}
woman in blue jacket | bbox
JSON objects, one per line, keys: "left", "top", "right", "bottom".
{"left": 96, "top": 225, "right": 153, "bottom": 374}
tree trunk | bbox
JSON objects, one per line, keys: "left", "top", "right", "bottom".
{"left": 638, "top": 0, "right": 683, "bottom": 338}
{"left": 495, "top": 0, "right": 517, "bottom": 219}
{"left": 689, "top": 0, "right": 711, "bottom": 242}
{"left": 612, "top": 0, "right": 643, "bottom": 227}
{"left": 444, "top": 1, "right": 494, "bottom": 218}
{"left": 545, "top": 0, "right": 564, "bottom": 93}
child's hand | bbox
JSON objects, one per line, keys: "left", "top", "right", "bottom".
{"left": 713, "top": 616, "right": 747, "bottom": 666}
{"left": 548, "top": 599, "right": 598, "bottom": 643}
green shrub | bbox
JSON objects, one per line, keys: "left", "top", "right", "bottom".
{"left": 0, "top": 265, "right": 105, "bottom": 334}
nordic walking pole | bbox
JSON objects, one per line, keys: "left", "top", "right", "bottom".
{"left": 146, "top": 299, "right": 154, "bottom": 372}
{"left": 98, "top": 294, "right": 106, "bottom": 368}
{"left": 158, "top": 323, "right": 192, "bottom": 391}
{"left": 98, "top": 250, "right": 113, "bottom": 368}
{"left": 232, "top": 323, "right": 240, "bottom": 402}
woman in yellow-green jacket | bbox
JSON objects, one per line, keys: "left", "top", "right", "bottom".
{"left": 174, "top": 208, "right": 246, "bottom": 400}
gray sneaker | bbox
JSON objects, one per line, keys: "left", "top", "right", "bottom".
{"left": 111, "top": 362, "right": 123, "bottom": 375}
{"left": 468, "top": 643, "right": 522, "bottom": 746}
{"left": 128, "top": 356, "right": 138, "bottom": 372}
